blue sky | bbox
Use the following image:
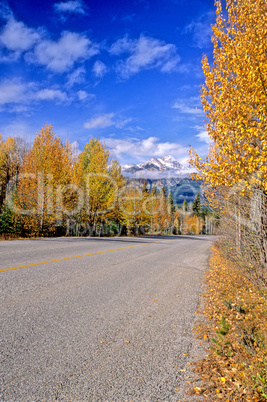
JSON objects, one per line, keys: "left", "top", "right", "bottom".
{"left": 0, "top": 0, "right": 215, "bottom": 165}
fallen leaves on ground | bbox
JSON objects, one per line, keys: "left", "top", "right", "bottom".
{"left": 189, "top": 243, "right": 267, "bottom": 401}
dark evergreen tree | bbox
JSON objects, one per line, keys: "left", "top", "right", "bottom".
{"left": 182, "top": 199, "right": 188, "bottom": 212}
{"left": 202, "top": 206, "right": 208, "bottom": 218}
{"left": 0, "top": 205, "right": 21, "bottom": 234}
{"left": 192, "top": 192, "right": 202, "bottom": 216}
{"left": 167, "top": 192, "right": 175, "bottom": 215}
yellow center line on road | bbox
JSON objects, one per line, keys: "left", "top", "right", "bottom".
{"left": 0, "top": 240, "right": 172, "bottom": 273}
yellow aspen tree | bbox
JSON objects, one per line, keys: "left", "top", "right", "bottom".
{"left": 138, "top": 180, "right": 151, "bottom": 231}
{"left": 173, "top": 209, "right": 180, "bottom": 235}
{"left": 191, "top": 0, "right": 267, "bottom": 189}
{"left": 106, "top": 159, "right": 126, "bottom": 225}
{"left": 0, "top": 136, "right": 27, "bottom": 212}
{"left": 78, "top": 139, "right": 111, "bottom": 233}
{"left": 149, "top": 185, "right": 160, "bottom": 233}
{"left": 120, "top": 183, "right": 142, "bottom": 235}
{"left": 16, "top": 125, "right": 73, "bottom": 235}
{"left": 0, "top": 135, "right": 8, "bottom": 211}
{"left": 59, "top": 138, "right": 80, "bottom": 222}
{"left": 154, "top": 186, "right": 170, "bottom": 233}
{"left": 190, "top": 0, "right": 267, "bottom": 267}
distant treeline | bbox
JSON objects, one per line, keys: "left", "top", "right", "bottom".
{"left": 0, "top": 125, "right": 217, "bottom": 238}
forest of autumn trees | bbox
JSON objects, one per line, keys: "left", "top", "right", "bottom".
{"left": 0, "top": 125, "right": 213, "bottom": 238}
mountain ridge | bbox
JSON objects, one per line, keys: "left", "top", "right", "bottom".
{"left": 122, "top": 155, "right": 193, "bottom": 178}
{"left": 122, "top": 155, "right": 200, "bottom": 205}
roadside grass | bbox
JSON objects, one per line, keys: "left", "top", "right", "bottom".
{"left": 190, "top": 242, "right": 267, "bottom": 401}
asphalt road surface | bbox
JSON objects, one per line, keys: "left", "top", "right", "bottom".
{"left": 0, "top": 235, "right": 215, "bottom": 401}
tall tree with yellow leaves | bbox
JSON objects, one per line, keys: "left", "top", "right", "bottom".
{"left": 106, "top": 159, "right": 126, "bottom": 226}
{"left": 190, "top": 0, "right": 267, "bottom": 269}
{"left": 153, "top": 186, "right": 170, "bottom": 233}
{"left": 0, "top": 135, "right": 27, "bottom": 213}
{"left": 77, "top": 139, "right": 111, "bottom": 233}
{"left": 120, "top": 181, "right": 143, "bottom": 234}
{"left": 15, "top": 125, "right": 74, "bottom": 235}
{"left": 138, "top": 180, "right": 151, "bottom": 231}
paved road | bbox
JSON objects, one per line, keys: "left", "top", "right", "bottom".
{"left": 0, "top": 235, "right": 214, "bottom": 401}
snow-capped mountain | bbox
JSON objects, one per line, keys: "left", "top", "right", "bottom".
{"left": 121, "top": 156, "right": 199, "bottom": 205}
{"left": 122, "top": 155, "right": 193, "bottom": 178}
{"left": 137, "top": 155, "right": 183, "bottom": 170}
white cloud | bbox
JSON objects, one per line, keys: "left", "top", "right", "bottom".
{"left": 84, "top": 113, "right": 115, "bottom": 129}
{"left": 77, "top": 90, "right": 95, "bottom": 101}
{"left": 0, "top": 79, "right": 34, "bottom": 105}
{"left": 77, "top": 90, "right": 87, "bottom": 100}
{"left": 110, "top": 35, "right": 180, "bottom": 78}
{"left": 0, "top": 18, "right": 40, "bottom": 55}
{"left": 184, "top": 12, "right": 214, "bottom": 49}
{"left": 29, "top": 31, "right": 99, "bottom": 73}
{"left": 103, "top": 136, "right": 187, "bottom": 158}
{"left": 0, "top": 14, "right": 97, "bottom": 74}
{"left": 172, "top": 97, "right": 203, "bottom": 116}
{"left": 110, "top": 36, "right": 132, "bottom": 55}
{"left": 194, "top": 125, "right": 211, "bottom": 144}
{"left": 115, "top": 118, "right": 132, "bottom": 129}
{"left": 92, "top": 60, "right": 108, "bottom": 78}
{"left": 196, "top": 130, "right": 210, "bottom": 143}
{"left": 84, "top": 113, "right": 132, "bottom": 130}
{"left": 0, "top": 10, "right": 99, "bottom": 74}
{"left": 172, "top": 101, "right": 203, "bottom": 116}
{"left": 66, "top": 67, "right": 86, "bottom": 87}
{"left": 54, "top": 0, "right": 87, "bottom": 15}
{"left": 36, "top": 88, "right": 68, "bottom": 102}
{"left": 0, "top": 78, "right": 72, "bottom": 110}
{"left": 123, "top": 167, "right": 194, "bottom": 179}
{"left": 0, "top": 49, "right": 19, "bottom": 63}
{"left": 161, "top": 57, "right": 181, "bottom": 73}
